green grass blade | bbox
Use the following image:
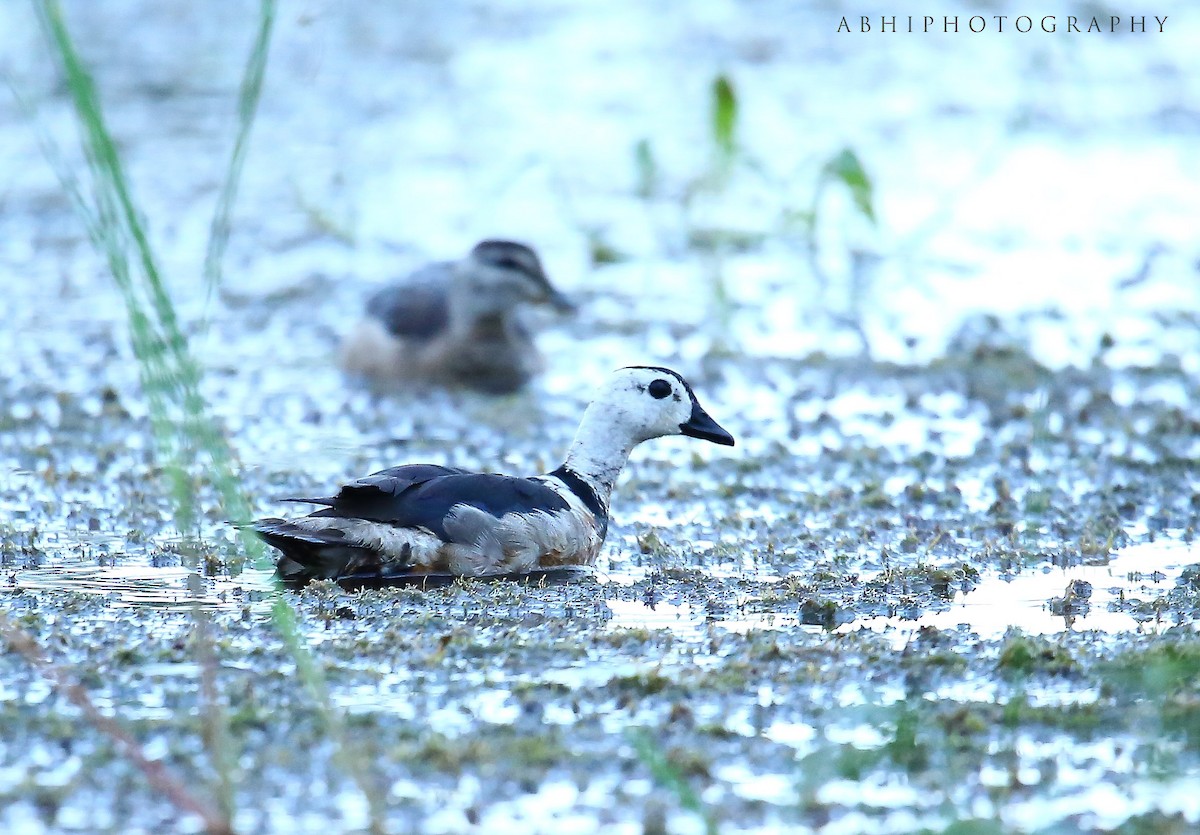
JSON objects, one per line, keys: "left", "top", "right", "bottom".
{"left": 633, "top": 137, "right": 658, "bottom": 199}
{"left": 821, "top": 147, "right": 877, "bottom": 224}
{"left": 5, "top": 78, "right": 102, "bottom": 241}
{"left": 31, "top": 6, "right": 389, "bottom": 831}
{"left": 204, "top": 0, "right": 278, "bottom": 298}
{"left": 35, "top": 0, "right": 261, "bottom": 549}
{"left": 269, "top": 596, "right": 389, "bottom": 830}
{"left": 711, "top": 74, "right": 737, "bottom": 163}
{"left": 630, "top": 729, "right": 718, "bottom": 835}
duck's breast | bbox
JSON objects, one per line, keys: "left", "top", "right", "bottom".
{"left": 440, "top": 499, "right": 602, "bottom": 575}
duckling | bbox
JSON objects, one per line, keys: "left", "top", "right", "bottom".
{"left": 340, "top": 240, "right": 574, "bottom": 394}
{"left": 253, "top": 366, "right": 734, "bottom": 583}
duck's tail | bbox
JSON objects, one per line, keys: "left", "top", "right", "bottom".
{"left": 339, "top": 318, "right": 409, "bottom": 381}
{"left": 250, "top": 518, "right": 381, "bottom": 585}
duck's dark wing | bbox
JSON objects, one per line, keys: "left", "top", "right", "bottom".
{"left": 295, "top": 466, "right": 571, "bottom": 542}
{"left": 365, "top": 264, "right": 452, "bottom": 340}
{"left": 284, "top": 464, "right": 466, "bottom": 513}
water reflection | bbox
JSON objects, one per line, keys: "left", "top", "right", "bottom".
{"left": 605, "top": 539, "right": 1197, "bottom": 640}
{"left": 846, "top": 539, "right": 1195, "bottom": 641}
{"left": 14, "top": 563, "right": 276, "bottom": 611}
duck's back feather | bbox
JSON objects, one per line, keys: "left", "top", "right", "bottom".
{"left": 288, "top": 464, "right": 470, "bottom": 504}
{"left": 365, "top": 266, "right": 452, "bottom": 341}
{"left": 303, "top": 467, "right": 572, "bottom": 542}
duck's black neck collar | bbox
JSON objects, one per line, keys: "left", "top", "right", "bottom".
{"left": 548, "top": 464, "right": 609, "bottom": 522}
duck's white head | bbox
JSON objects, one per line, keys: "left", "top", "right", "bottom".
{"left": 594, "top": 366, "right": 735, "bottom": 446}
{"left": 457, "top": 240, "right": 575, "bottom": 316}
{"left": 563, "top": 366, "right": 734, "bottom": 492}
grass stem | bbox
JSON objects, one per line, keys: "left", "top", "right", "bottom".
{"left": 204, "top": 0, "right": 278, "bottom": 300}
{"left": 0, "top": 610, "right": 234, "bottom": 835}
{"left": 30, "top": 4, "right": 386, "bottom": 832}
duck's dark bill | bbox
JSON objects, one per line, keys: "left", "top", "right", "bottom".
{"left": 548, "top": 288, "right": 577, "bottom": 313}
{"left": 284, "top": 566, "right": 596, "bottom": 591}
{"left": 680, "top": 403, "right": 735, "bottom": 446}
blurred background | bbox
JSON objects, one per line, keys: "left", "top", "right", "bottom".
{"left": 3, "top": 0, "right": 1197, "bottom": 390}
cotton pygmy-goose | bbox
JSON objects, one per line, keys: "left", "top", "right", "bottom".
{"left": 340, "top": 239, "right": 574, "bottom": 394}
{"left": 253, "top": 366, "right": 734, "bottom": 583}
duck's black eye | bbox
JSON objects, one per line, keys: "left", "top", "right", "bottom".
{"left": 490, "top": 255, "right": 544, "bottom": 285}
{"left": 648, "top": 379, "right": 672, "bottom": 399}
{"left": 492, "top": 256, "right": 525, "bottom": 272}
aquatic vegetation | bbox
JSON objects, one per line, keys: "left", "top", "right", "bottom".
{"left": 710, "top": 74, "right": 738, "bottom": 180}
{"left": 17, "top": 3, "right": 388, "bottom": 832}
{"left": 30, "top": 0, "right": 256, "bottom": 550}
{"left": 0, "top": 608, "right": 233, "bottom": 835}
{"left": 996, "top": 631, "right": 1077, "bottom": 677}
{"left": 1100, "top": 637, "right": 1200, "bottom": 701}
{"left": 627, "top": 72, "right": 880, "bottom": 349}
{"left": 202, "top": 0, "right": 277, "bottom": 298}
{"left": 630, "top": 729, "right": 719, "bottom": 835}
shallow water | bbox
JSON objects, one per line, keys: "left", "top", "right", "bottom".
{"left": 13, "top": 563, "right": 277, "bottom": 612}
{"left": 605, "top": 540, "right": 1197, "bottom": 641}
{"left": 846, "top": 539, "right": 1197, "bottom": 641}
